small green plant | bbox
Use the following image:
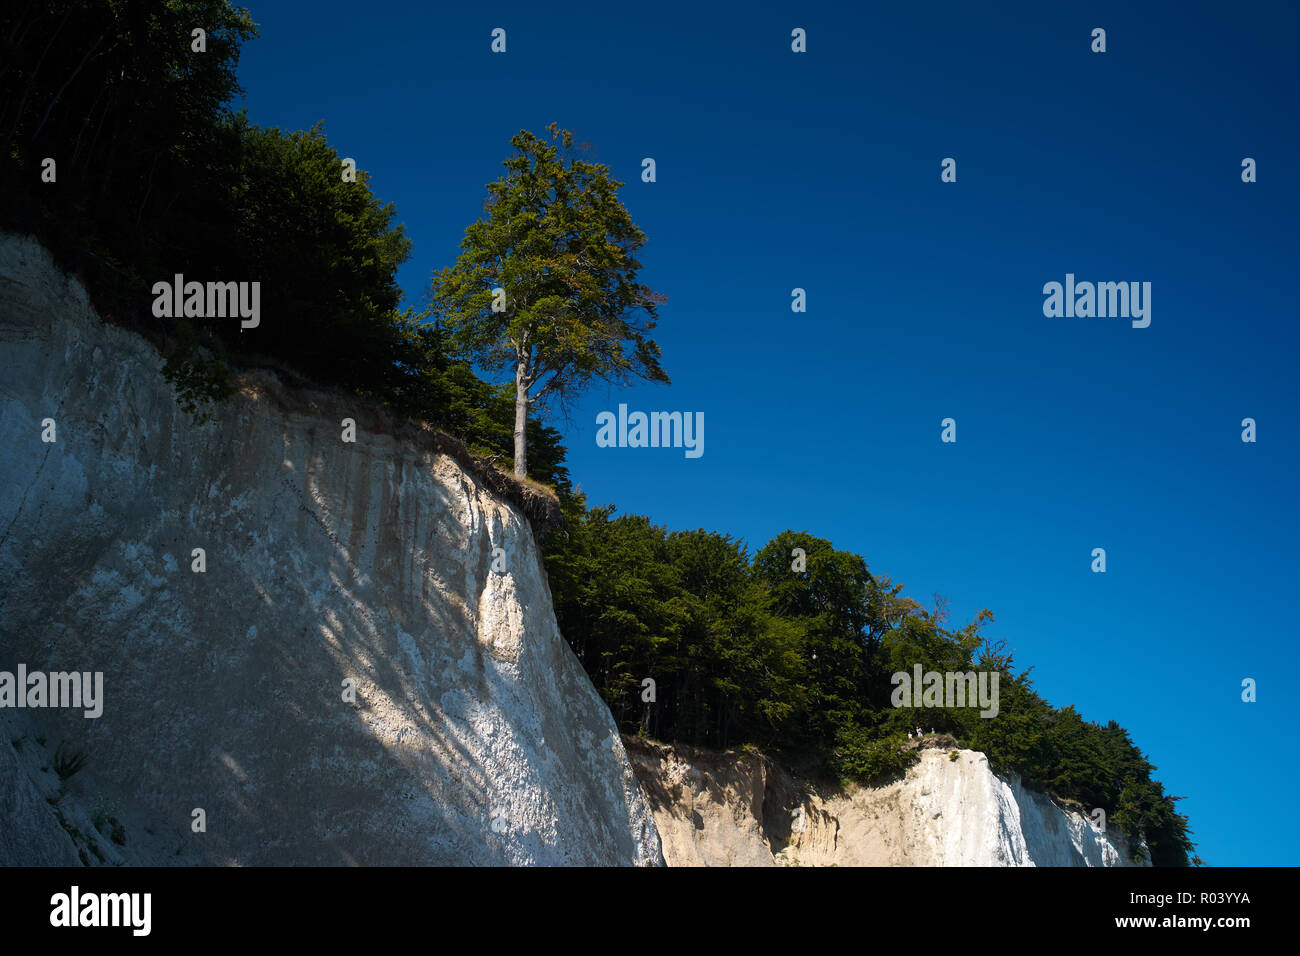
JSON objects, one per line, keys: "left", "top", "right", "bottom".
{"left": 830, "top": 726, "right": 918, "bottom": 783}
{"left": 161, "top": 320, "right": 237, "bottom": 425}
{"left": 949, "top": 750, "right": 960, "bottom": 762}
{"left": 52, "top": 742, "right": 89, "bottom": 781}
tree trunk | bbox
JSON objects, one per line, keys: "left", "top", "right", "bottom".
{"left": 6, "top": 9, "right": 71, "bottom": 143}
{"left": 513, "top": 356, "right": 529, "bottom": 478}
{"left": 32, "top": 33, "right": 104, "bottom": 143}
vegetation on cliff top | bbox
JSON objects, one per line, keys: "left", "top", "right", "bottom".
{"left": 541, "top": 510, "right": 1196, "bottom": 866}
{"left": 1, "top": 0, "right": 570, "bottom": 491}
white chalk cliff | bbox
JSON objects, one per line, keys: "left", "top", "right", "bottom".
{"left": 0, "top": 232, "right": 661, "bottom": 866}
{"left": 626, "top": 737, "right": 1148, "bottom": 867}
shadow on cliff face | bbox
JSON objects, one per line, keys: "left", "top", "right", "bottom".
{"left": 178, "top": 413, "right": 541, "bottom": 865}
{"left": 3, "top": 384, "right": 541, "bottom": 864}
{"left": 1, "top": 233, "right": 660, "bottom": 866}
{"left": 1, "top": 419, "right": 496, "bottom": 863}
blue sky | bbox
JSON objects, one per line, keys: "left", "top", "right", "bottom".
{"left": 235, "top": 1, "right": 1299, "bottom": 865}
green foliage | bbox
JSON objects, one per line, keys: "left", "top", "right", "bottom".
{"left": 1, "top": 0, "right": 258, "bottom": 297}
{"left": 161, "top": 319, "right": 237, "bottom": 423}
{"left": 543, "top": 507, "right": 1197, "bottom": 865}
{"left": 2, "top": 1, "right": 574, "bottom": 482}
{"left": 543, "top": 503, "right": 807, "bottom": 746}
{"left": 828, "top": 727, "right": 917, "bottom": 783}
{"left": 430, "top": 123, "right": 668, "bottom": 405}
{"left": 206, "top": 116, "right": 414, "bottom": 395}
{"left": 430, "top": 123, "right": 668, "bottom": 476}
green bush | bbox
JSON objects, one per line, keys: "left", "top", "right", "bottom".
{"left": 828, "top": 727, "right": 917, "bottom": 783}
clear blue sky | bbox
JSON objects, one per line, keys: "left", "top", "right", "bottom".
{"left": 234, "top": 0, "right": 1299, "bottom": 866}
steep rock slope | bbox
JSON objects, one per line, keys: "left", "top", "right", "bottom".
{"left": 626, "top": 736, "right": 1146, "bottom": 867}
{"left": 0, "top": 233, "right": 662, "bottom": 866}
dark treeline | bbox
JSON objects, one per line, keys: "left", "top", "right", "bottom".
{"left": 3, "top": 1, "right": 1194, "bottom": 865}
{"left": 1, "top": 0, "right": 569, "bottom": 485}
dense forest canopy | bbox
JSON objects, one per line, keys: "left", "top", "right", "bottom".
{"left": 1, "top": 0, "right": 1194, "bottom": 866}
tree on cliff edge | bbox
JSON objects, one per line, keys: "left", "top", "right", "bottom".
{"left": 429, "top": 124, "right": 669, "bottom": 478}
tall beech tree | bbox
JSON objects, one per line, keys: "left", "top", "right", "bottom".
{"left": 429, "top": 124, "right": 669, "bottom": 478}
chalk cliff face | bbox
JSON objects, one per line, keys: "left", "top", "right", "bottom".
{"left": 625, "top": 737, "right": 1148, "bottom": 867}
{"left": 0, "top": 233, "right": 662, "bottom": 866}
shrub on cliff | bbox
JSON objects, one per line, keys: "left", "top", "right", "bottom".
{"left": 828, "top": 727, "right": 917, "bottom": 783}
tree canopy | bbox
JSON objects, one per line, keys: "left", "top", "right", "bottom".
{"left": 429, "top": 123, "right": 669, "bottom": 477}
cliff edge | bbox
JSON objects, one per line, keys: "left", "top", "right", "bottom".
{"left": 0, "top": 232, "right": 662, "bottom": 866}
{"left": 625, "top": 735, "right": 1148, "bottom": 867}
